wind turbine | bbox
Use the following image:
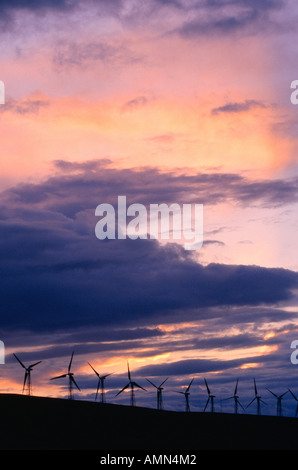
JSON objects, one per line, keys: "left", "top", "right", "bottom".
{"left": 50, "top": 351, "right": 80, "bottom": 400}
{"left": 288, "top": 389, "right": 298, "bottom": 417}
{"left": 13, "top": 353, "right": 42, "bottom": 396}
{"left": 146, "top": 377, "right": 168, "bottom": 410}
{"left": 222, "top": 378, "right": 245, "bottom": 414}
{"left": 115, "top": 361, "right": 146, "bottom": 406}
{"left": 88, "top": 362, "right": 112, "bottom": 403}
{"left": 203, "top": 378, "right": 216, "bottom": 412}
{"left": 266, "top": 388, "right": 288, "bottom": 416}
{"left": 246, "top": 378, "right": 266, "bottom": 415}
{"left": 176, "top": 378, "right": 194, "bottom": 412}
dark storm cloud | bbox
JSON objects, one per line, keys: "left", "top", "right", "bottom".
{"left": 4, "top": 159, "right": 298, "bottom": 212}
{"left": 0, "top": 160, "right": 298, "bottom": 334}
{"left": 1, "top": 222, "right": 296, "bottom": 332}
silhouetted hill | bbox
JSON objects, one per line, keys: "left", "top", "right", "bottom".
{"left": 0, "top": 393, "right": 298, "bottom": 450}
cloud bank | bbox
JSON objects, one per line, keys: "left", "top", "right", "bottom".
{"left": 1, "top": 160, "right": 298, "bottom": 334}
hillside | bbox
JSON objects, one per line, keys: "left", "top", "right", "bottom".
{"left": 0, "top": 393, "right": 297, "bottom": 450}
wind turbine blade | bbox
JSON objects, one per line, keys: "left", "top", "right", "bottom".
{"left": 88, "top": 362, "right": 100, "bottom": 377}
{"left": 260, "top": 399, "right": 267, "bottom": 405}
{"left": 68, "top": 352, "right": 74, "bottom": 373}
{"left": 246, "top": 397, "right": 256, "bottom": 408}
{"left": 23, "top": 371, "right": 28, "bottom": 391}
{"left": 280, "top": 391, "right": 288, "bottom": 399}
{"left": 146, "top": 378, "right": 158, "bottom": 389}
{"left": 234, "top": 378, "right": 239, "bottom": 396}
{"left": 175, "top": 391, "right": 185, "bottom": 395}
{"left": 13, "top": 354, "right": 26, "bottom": 369}
{"left": 186, "top": 378, "right": 194, "bottom": 392}
{"left": 50, "top": 374, "right": 67, "bottom": 380}
{"left": 101, "top": 373, "right": 112, "bottom": 379}
{"left": 115, "top": 383, "right": 130, "bottom": 397}
{"left": 253, "top": 378, "right": 258, "bottom": 396}
{"left": 29, "top": 361, "right": 42, "bottom": 369}
{"left": 70, "top": 375, "right": 80, "bottom": 391}
{"left": 132, "top": 381, "right": 146, "bottom": 391}
{"left": 203, "top": 397, "right": 210, "bottom": 412}
{"left": 127, "top": 361, "right": 131, "bottom": 381}
{"left": 288, "top": 389, "right": 298, "bottom": 401}
{"left": 266, "top": 388, "right": 277, "bottom": 398}
{"left": 238, "top": 400, "right": 245, "bottom": 411}
{"left": 204, "top": 378, "right": 210, "bottom": 395}
{"left": 222, "top": 396, "right": 233, "bottom": 401}
{"left": 159, "top": 377, "right": 169, "bottom": 388}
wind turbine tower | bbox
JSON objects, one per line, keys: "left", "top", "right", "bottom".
{"left": 146, "top": 377, "right": 168, "bottom": 410}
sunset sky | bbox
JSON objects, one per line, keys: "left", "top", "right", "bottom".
{"left": 1, "top": 0, "right": 298, "bottom": 416}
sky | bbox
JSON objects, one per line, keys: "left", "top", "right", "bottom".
{"left": 1, "top": 0, "right": 298, "bottom": 417}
